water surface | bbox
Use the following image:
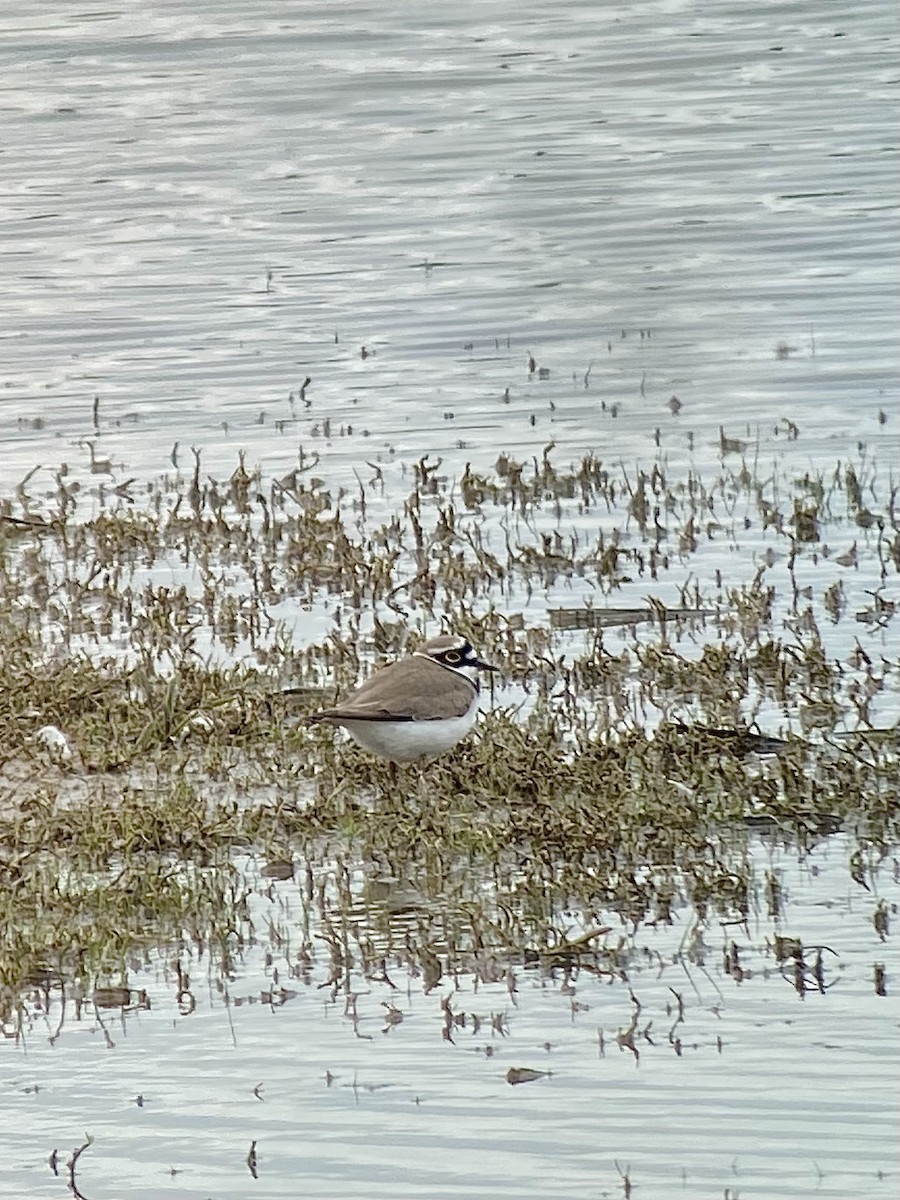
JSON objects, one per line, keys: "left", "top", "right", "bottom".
{"left": 1, "top": 2, "right": 898, "bottom": 1197}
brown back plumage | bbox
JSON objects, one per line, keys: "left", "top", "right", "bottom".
{"left": 309, "top": 653, "right": 476, "bottom": 724}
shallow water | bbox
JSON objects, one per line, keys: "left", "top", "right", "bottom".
{"left": 1, "top": 0, "right": 897, "bottom": 492}
{"left": 6, "top": 834, "right": 898, "bottom": 1199}
{"left": 1, "top": 1, "right": 898, "bottom": 1197}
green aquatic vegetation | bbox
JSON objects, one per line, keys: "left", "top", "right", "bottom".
{"left": 0, "top": 781, "right": 256, "bottom": 1025}
{"left": 0, "top": 446, "right": 897, "bottom": 1026}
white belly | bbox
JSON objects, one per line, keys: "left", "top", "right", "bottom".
{"left": 340, "top": 700, "right": 479, "bottom": 763}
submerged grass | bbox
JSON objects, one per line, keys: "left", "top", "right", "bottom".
{"left": 0, "top": 444, "right": 897, "bottom": 1026}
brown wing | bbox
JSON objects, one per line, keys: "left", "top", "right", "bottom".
{"left": 310, "top": 658, "right": 474, "bottom": 722}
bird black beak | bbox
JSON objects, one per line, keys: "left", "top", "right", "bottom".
{"left": 471, "top": 656, "right": 497, "bottom": 672}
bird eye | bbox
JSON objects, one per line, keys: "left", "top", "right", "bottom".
{"left": 444, "top": 650, "right": 462, "bottom": 664}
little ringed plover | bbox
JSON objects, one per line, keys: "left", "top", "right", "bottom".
{"left": 306, "top": 633, "right": 495, "bottom": 762}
